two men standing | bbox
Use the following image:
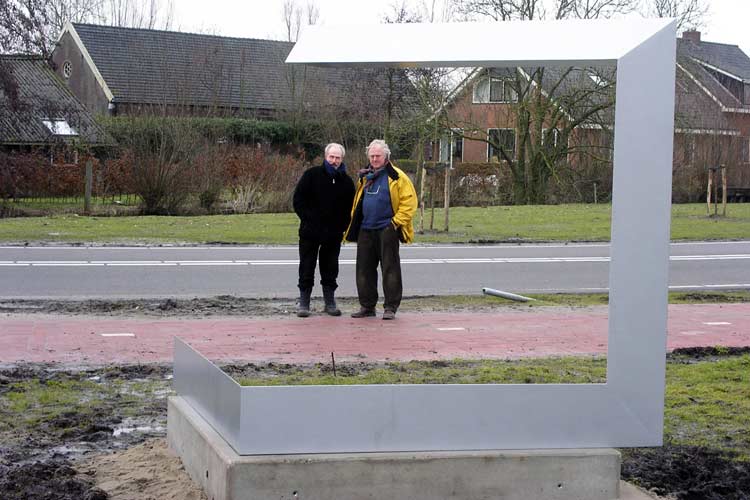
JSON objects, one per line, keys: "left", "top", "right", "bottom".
{"left": 293, "top": 139, "right": 417, "bottom": 320}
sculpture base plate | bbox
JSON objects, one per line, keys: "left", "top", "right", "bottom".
{"left": 168, "top": 396, "right": 656, "bottom": 500}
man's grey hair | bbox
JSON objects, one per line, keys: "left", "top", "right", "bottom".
{"left": 366, "top": 139, "right": 390, "bottom": 159}
{"left": 325, "top": 143, "right": 345, "bottom": 158}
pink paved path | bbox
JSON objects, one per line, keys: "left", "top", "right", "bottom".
{"left": 0, "top": 304, "right": 748, "bottom": 365}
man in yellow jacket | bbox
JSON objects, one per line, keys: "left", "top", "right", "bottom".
{"left": 344, "top": 139, "right": 417, "bottom": 320}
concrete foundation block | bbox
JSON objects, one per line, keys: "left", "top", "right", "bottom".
{"left": 169, "top": 396, "right": 628, "bottom": 500}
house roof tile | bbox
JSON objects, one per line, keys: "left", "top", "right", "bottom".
{"left": 71, "top": 23, "right": 395, "bottom": 112}
{"left": 0, "top": 55, "right": 107, "bottom": 145}
{"left": 677, "top": 38, "right": 750, "bottom": 81}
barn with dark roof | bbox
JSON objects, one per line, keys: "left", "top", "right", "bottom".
{"left": 51, "top": 22, "right": 411, "bottom": 120}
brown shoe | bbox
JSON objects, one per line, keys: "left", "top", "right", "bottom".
{"left": 351, "top": 307, "right": 376, "bottom": 318}
{"left": 382, "top": 309, "right": 396, "bottom": 320}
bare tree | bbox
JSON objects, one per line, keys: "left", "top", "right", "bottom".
{"left": 282, "top": 0, "right": 319, "bottom": 42}
{"left": 283, "top": 0, "right": 302, "bottom": 42}
{"left": 305, "top": 1, "right": 319, "bottom": 26}
{"left": 454, "top": 0, "right": 638, "bottom": 21}
{"left": 281, "top": 0, "right": 320, "bottom": 142}
{"left": 0, "top": 0, "right": 51, "bottom": 109}
{"left": 643, "top": 0, "right": 708, "bottom": 30}
{"left": 445, "top": 0, "right": 640, "bottom": 204}
{"left": 0, "top": 0, "right": 55, "bottom": 56}
{"left": 569, "top": 0, "right": 637, "bottom": 19}
{"left": 1, "top": 0, "right": 174, "bottom": 58}
{"left": 45, "top": 0, "right": 103, "bottom": 33}
{"left": 98, "top": 0, "right": 174, "bottom": 30}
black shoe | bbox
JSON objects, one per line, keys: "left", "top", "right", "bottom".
{"left": 297, "top": 289, "right": 311, "bottom": 318}
{"left": 382, "top": 309, "right": 396, "bottom": 320}
{"left": 324, "top": 304, "right": 342, "bottom": 316}
{"left": 351, "top": 307, "right": 376, "bottom": 318}
{"left": 297, "top": 306, "right": 311, "bottom": 318}
{"left": 322, "top": 286, "right": 341, "bottom": 316}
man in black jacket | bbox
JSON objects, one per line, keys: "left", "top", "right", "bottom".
{"left": 292, "top": 143, "right": 355, "bottom": 317}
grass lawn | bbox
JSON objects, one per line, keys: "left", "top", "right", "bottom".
{"left": 234, "top": 354, "right": 750, "bottom": 460}
{"left": 0, "top": 203, "right": 748, "bottom": 244}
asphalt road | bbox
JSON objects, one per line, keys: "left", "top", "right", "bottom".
{"left": 1, "top": 241, "right": 749, "bottom": 299}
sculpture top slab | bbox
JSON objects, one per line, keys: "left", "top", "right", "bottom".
{"left": 286, "top": 17, "right": 675, "bottom": 68}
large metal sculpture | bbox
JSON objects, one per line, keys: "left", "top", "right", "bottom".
{"left": 175, "top": 17, "right": 677, "bottom": 454}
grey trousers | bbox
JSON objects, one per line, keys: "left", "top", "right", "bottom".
{"left": 355, "top": 225, "right": 402, "bottom": 312}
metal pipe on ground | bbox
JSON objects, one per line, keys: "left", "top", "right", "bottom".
{"left": 482, "top": 287, "right": 535, "bottom": 302}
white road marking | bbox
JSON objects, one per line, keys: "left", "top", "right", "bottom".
{"left": 436, "top": 327, "right": 466, "bottom": 331}
{"left": 100, "top": 333, "right": 135, "bottom": 337}
{"left": 670, "top": 284, "right": 750, "bottom": 290}
{"left": 2, "top": 241, "right": 749, "bottom": 250}
{"left": 1, "top": 254, "right": 749, "bottom": 267}
{"left": 703, "top": 322, "right": 731, "bottom": 326}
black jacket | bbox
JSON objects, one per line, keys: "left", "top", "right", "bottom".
{"left": 293, "top": 163, "right": 355, "bottom": 241}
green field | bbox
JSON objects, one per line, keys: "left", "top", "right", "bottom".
{"left": 233, "top": 354, "right": 750, "bottom": 460}
{"left": 0, "top": 203, "right": 748, "bottom": 244}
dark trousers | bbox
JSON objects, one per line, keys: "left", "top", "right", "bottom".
{"left": 298, "top": 238, "right": 342, "bottom": 292}
{"left": 356, "top": 225, "right": 402, "bottom": 312}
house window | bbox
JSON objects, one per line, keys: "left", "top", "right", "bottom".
{"left": 488, "top": 128, "right": 516, "bottom": 162}
{"left": 474, "top": 76, "right": 518, "bottom": 103}
{"left": 741, "top": 137, "right": 750, "bottom": 164}
{"left": 542, "top": 128, "right": 560, "bottom": 149}
{"left": 439, "top": 130, "right": 463, "bottom": 162}
{"left": 63, "top": 61, "right": 73, "bottom": 79}
{"left": 587, "top": 71, "right": 609, "bottom": 87}
{"left": 42, "top": 119, "right": 78, "bottom": 136}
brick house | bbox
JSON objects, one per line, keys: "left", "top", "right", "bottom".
{"left": 433, "top": 31, "right": 750, "bottom": 202}
{"left": 672, "top": 31, "right": 750, "bottom": 201}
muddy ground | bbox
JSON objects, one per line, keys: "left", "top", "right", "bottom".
{"left": 1, "top": 290, "right": 746, "bottom": 318}
{"left": 1, "top": 352, "right": 749, "bottom": 499}
{"left": 0, "top": 294, "right": 543, "bottom": 318}
{"left": 1, "top": 295, "right": 749, "bottom": 499}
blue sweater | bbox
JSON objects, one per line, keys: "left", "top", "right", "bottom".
{"left": 361, "top": 169, "right": 393, "bottom": 230}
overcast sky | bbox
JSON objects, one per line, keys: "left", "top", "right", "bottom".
{"left": 172, "top": 0, "right": 749, "bottom": 56}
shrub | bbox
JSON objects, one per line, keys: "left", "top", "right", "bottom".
{"left": 224, "top": 146, "right": 307, "bottom": 213}
{"left": 0, "top": 150, "right": 102, "bottom": 201}
{"left": 109, "top": 117, "right": 203, "bottom": 215}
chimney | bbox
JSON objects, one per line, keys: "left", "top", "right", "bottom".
{"left": 682, "top": 30, "right": 701, "bottom": 43}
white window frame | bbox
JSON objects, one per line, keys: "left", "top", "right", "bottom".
{"left": 487, "top": 128, "right": 516, "bottom": 162}
{"left": 42, "top": 119, "right": 78, "bottom": 136}
{"left": 439, "top": 129, "right": 464, "bottom": 162}
{"left": 542, "top": 127, "right": 560, "bottom": 148}
{"left": 473, "top": 75, "right": 518, "bottom": 103}
{"left": 62, "top": 60, "right": 73, "bottom": 79}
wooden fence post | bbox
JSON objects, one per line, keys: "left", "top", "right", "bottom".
{"left": 721, "top": 164, "right": 727, "bottom": 216}
{"left": 84, "top": 159, "right": 93, "bottom": 215}
{"left": 706, "top": 167, "right": 714, "bottom": 215}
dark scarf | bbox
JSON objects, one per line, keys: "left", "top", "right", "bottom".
{"left": 324, "top": 159, "right": 346, "bottom": 177}
{"left": 358, "top": 164, "right": 387, "bottom": 188}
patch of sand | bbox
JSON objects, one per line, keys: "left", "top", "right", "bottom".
{"left": 80, "top": 438, "right": 206, "bottom": 500}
